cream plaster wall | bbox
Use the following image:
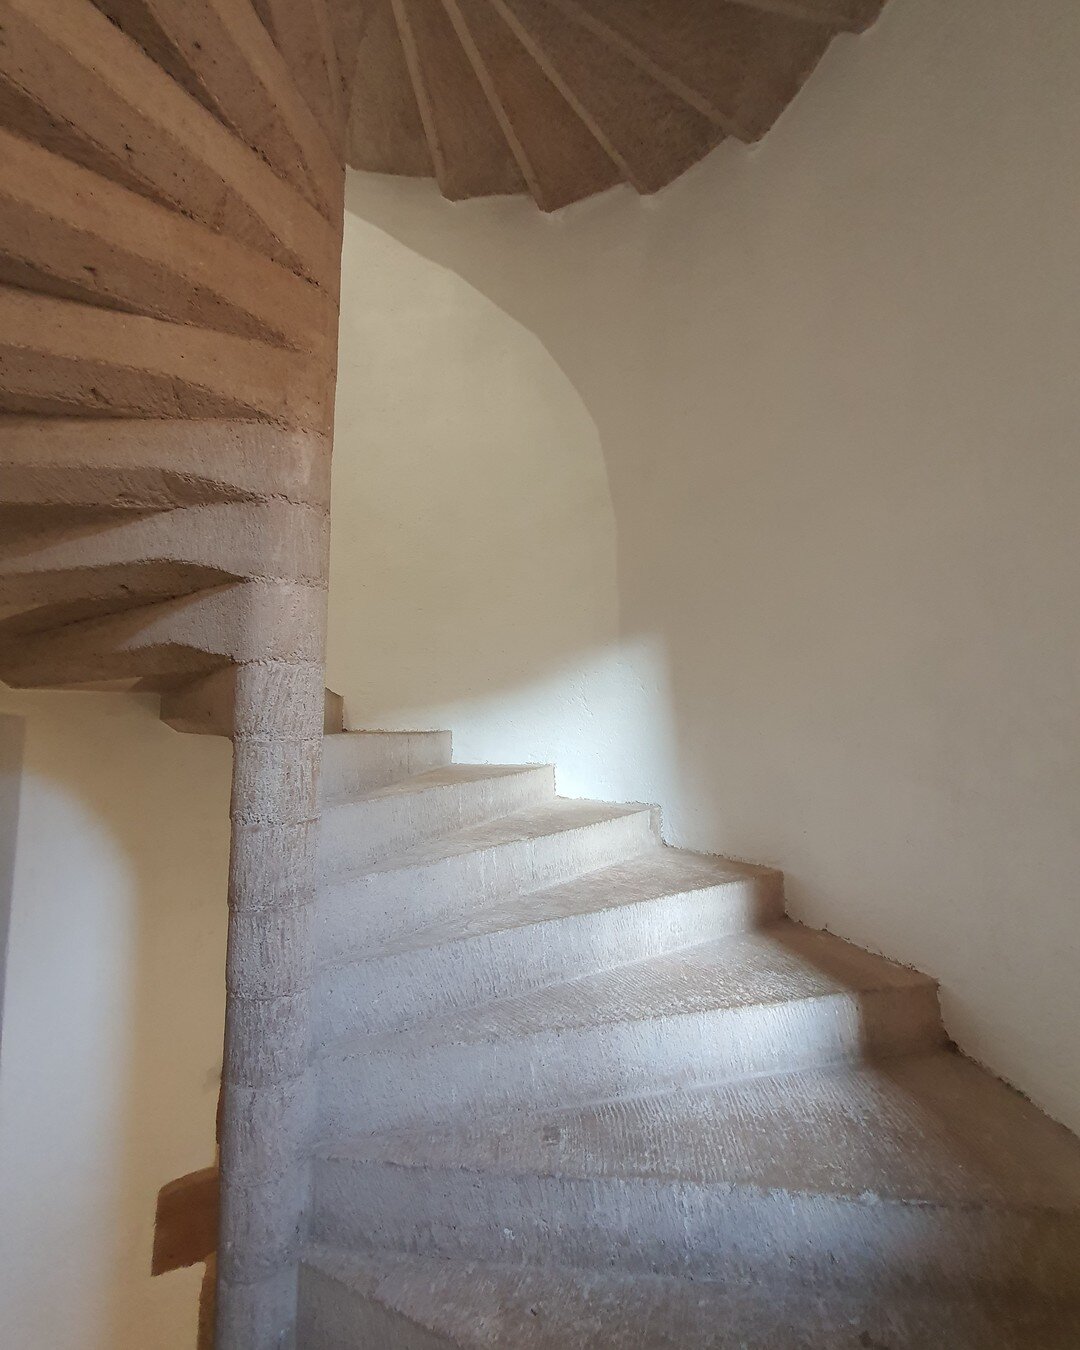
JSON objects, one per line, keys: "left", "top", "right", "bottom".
{"left": 328, "top": 210, "right": 660, "bottom": 801}
{"left": 0, "top": 689, "right": 229, "bottom": 1350}
{"left": 334, "top": 0, "right": 1080, "bottom": 1133}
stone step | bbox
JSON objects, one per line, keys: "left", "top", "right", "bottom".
{"left": 320, "top": 730, "right": 453, "bottom": 799}
{"left": 315, "top": 920, "right": 944, "bottom": 1135}
{"left": 0, "top": 0, "right": 338, "bottom": 285}
{"left": 0, "top": 417, "right": 331, "bottom": 515}
{"left": 318, "top": 763, "right": 555, "bottom": 876}
{"left": 0, "top": 577, "right": 318, "bottom": 687}
{"left": 0, "top": 499, "right": 325, "bottom": 618}
{"left": 315, "top": 798, "right": 658, "bottom": 963}
{"left": 299, "top": 1246, "right": 1080, "bottom": 1349}
{"left": 314, "top": 1051, "right": 1080, "bottom": 1301}
{"left": 489, "top": 0, "right": 720, "bottom": 196}
{"left": 314, "top": 849, "right": 783, "bottom": 1040}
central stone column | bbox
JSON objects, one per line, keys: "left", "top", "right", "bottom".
{"left": 216, "top": 651, "right": 326, "bottom": 1348}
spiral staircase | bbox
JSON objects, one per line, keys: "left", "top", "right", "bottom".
{"left": 3, "top": 2, "right": 1080, "bottom": 1348}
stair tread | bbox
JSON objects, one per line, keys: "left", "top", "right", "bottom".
{"left": 301, "top": 1245, "right": 1080, "bottom": 1349}
{"left": 352, "top": 848, "right": 779, "bottom": 961}
{"left": 322, "top": 1050, "right": 1080, "bottom": 1213}
{"left": 324, "top": 919, "right": 935, "bottom": 1060}
{"left": 344, "top": 797, "right": 655, "bottom": 877}
{"left": 322, "top": 761, "right": 550, "bottom": 809}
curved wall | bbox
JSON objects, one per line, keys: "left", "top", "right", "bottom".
{"left": 0, "top": 690, "right": 229, "bottom": 1350}
{"left": 328, "top": 210, "right": 654, "bottom": 801}
{"left": 332, "top": 0, "right": 1080, "bottom": 1134}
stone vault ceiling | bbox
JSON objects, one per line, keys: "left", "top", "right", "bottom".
{"left": 327, "top": 0, "right": 887, "bottom": 210}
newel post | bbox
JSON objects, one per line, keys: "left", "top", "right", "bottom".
{"left": 216, "top": 643, "right": 326, "bottom": 1347}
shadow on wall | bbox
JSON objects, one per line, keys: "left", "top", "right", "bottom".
{"left": 0, "top": 690, "right": 230, "bottom": 1350}
{"left": 328, "top": 192, "right": 680, "bottom": 803}
{"left": 334, "top": 0, "right": 1080, "bottom": 1136}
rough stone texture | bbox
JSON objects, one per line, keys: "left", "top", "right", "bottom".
{"left": 300, "top": 1248, "right": 1080, "bottom": 1349}
{"left": 441, "top": 0, "right": 621, "bottom": 211}
{"left": 342, "top": 0, "right": 435, "bottom": 179}
{"left": 255, "top": 0, "right": 345, "bottom": 154}
{"left": 93, "top": 0, "right": 342, "bottom": 217}
{"left": 315, "top": 924, "right": 945, "bottom": 1136}
{"left": 293, "top": 729, "right": 1080, "bottom": 1347}
{"left": 391, "top": 0, "right": 526, "bottom": 201}
{"left": 490, "top": 0, "right": 723, "bottom": 195}
{"left": 0, "top": 126, "right": 335, "bottom": 349}
{"left": 314, "top": 852, "right": 784, "bottom": 1040}
{"left": 0, "top": 286, "right": 332, "bottom": 425}
{"left": 321, "top": 730, "right": 453, "bottom": 799}
{"left": 0, "top": 4, "right": 345, "bottom": 1342}
{"left": 0, "top": 501, "right": 329, "bottom": 624}
{"left": 0, "top": 418, "right": 332, "bottom": 510}
{"left": 318, "top": 763, "right": 555, "bottom": 876}
{"left": 0, "top": 0, "right": 340, "bottom": 286}
{"left": 220, "top": 659, "right": 327, "bottom": 1344}
{"left": 327, "top": 0, "right": 888, "bottom": 209}
{"left": 314, "top": 799, "right": 659, "bottom": 961}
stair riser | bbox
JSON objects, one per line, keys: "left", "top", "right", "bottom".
{"left": 312, "top": 1167, "right": 1080, "bottom": 1301}
{"left": 300, "top": 1263, "right": 452, "bottom": 1349}
{"left": 320, "top": 732, "right": 452, "bottom": 800}
{"left": 318, "top": 767, "right": 555, "bottom": 876}
{"left": 314, "top": 878, "right": 784, "bottom": 1042}
{"left": 317, "top": 984, "right": 945, "bottom": 1134}
{"left": 316, "top": 810, "right": 658, "bottom": 963}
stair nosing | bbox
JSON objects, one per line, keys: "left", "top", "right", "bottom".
{"left": 319, "top": 798, "right": 658, "bottom": 885}
{"left": 320, "top": 948, "right": 940, "bottom": 1064}
{"left": 315, "top": 850, "right": 780, "bottom": 973}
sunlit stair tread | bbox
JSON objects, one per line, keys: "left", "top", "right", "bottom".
{"left": 313, "top": 848, "right": 784, "bottom": 1041}
{"left": 320, "top": 729, "right": 454, "bottom": 799}
{"left": 354, "top": 849, "right": 781, "bottom": 960}
{"left": 322, "top": 919, "right": 939, "bottom": 1059}
{"left": 299, "top": 1246, "right": 1080, "bottom": 1350}
{"left": 325, "top": 1050, "right": 1080, "bottom": 1211}
{"left": 315, "top": 797, "right": 661, "bottom": 968}
{"left": 322, "top": 761, "right": 551, "bottom": 809}
{"left": 319, "top": 762, "right": 559, "bottom": 874}
{"left": 344, "top": 797, "right": 655, "bottom": 877}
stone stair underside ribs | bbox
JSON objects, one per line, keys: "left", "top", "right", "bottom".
{"left": 326, "top": 0, "right": 888, "bottom": 209}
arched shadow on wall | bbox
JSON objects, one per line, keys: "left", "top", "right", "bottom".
{"left": 0, "top": 690, "right": 229, "bottom": 1350}
{"left": 340, "top": 68, "right": 1080, "bottom": 1146}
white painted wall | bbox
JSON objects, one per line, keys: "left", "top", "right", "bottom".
{"left": 334, "top": 0, "right": 1080, "bottom": 1133}
{"left": 328, "top": 211, "right": 660, "bottom": 801}
{"left": 0, "top": 689, "right": 229, "bottom": 1350}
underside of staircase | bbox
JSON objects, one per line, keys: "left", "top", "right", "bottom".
{"left": 332, "top": 0, "right": 888, "bottom": 210}
{"left": 2, "top": 2, "right": 1079, "bottom": 1348}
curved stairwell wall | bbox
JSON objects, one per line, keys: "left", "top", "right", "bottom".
{"left": 334, "top": 0, "right": 1080, "bottom": 1136}
{"left": 0, "top": 689, "right": 230, "bottom": 1350}
{"left": 327, "top": 210, "right": 652, "bottom": 802}
{"left": 0, "top": 1, "right": 908, "bottom": 1345}
{"left": 0, "top": 0, "right": 346, "bottom": 1343}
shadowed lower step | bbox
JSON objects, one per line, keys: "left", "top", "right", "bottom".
{"left": 315, "top": 920, "right": 944, "bottom": 1134}
{"left": 306, "top": 733, "right": 1078, "bottom": 1347}
{"left": 313, "top": 1051, "right": 1080, "bottom": 1299}
{"left": 299, "top": 1247, "right": 1080, "bottom": 1350}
